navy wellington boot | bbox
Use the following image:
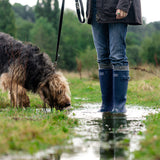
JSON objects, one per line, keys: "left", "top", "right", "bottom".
{"left": 99, "top": 69, "right": 114, "bottom": 112}
{"left": 112, "top": 69, "right": 129, "bottom": 113}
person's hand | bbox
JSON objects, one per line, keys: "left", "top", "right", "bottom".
{"left": 116, "top": 9, "right": 128, "bottom": 19}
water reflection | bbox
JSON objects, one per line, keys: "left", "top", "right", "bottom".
{"left": 39, "top": 105, "right": 154, "bottom": 160}
{"left": 59, "top": 105, "right": 150, "bottom": 160}
{"left": 40, "top": 113, "right": 130, "bottom": 160}
{"left": 100, "top": 113, "right": 128, "bottom": 159}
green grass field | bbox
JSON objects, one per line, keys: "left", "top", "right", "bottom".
{"left": 134, "top": 114, "right": 160, "bottom": 160}
{"left": 0, "top": 107, "right": 78, "bottom": 154}
{"left": 0, "top": 65, "right": 160, "bottom": 158}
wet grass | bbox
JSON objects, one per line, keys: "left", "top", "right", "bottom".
{"left": 0, "top": 92, "right": 78, "bottom": 155}
{"left": 127, "top": 68, "right": 160, "bottom": 159}
{"left": 0, "top": 65, "right": 160, "bottom": 157}
{"left": 70, "top": 78, "right": 101, "bottom": 106}
{"left": 134, "top": 114, "right": 160, "bottom": 160}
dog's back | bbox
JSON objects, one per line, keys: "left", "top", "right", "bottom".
{"left": 0, "top": 32, "right": 55, "bottom": 92}
{"left": 0, "top": 33, "right": 18, "bottom": 74}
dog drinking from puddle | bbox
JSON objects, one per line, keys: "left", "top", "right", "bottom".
{"left": 0, "top": 32, "right": 71, "bottom": 110}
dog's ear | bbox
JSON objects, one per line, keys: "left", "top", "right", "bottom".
{"left": 37, "top": 81, "right": 49, "bottom": 99}
{"left": 48, "top": 74, "right": 59, "bottom": 90}
{"left": 38, "top": 80, "right": 57, "bottom": 107}
{"left": 48, "top": 73, "right": 71, "bottom": 99}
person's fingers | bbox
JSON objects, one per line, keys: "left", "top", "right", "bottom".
{"left": 116, "top": 9, "right": 121, "bottom": 19}
{"left": 116, "top": 9, "right": 128, "bottom": 19}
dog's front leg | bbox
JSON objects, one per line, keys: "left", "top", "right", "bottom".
{"left": 43, "top": 102, "right": 47, "bottom": 112}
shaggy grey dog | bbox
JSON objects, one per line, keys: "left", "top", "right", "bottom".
{"left": 0, "top": 32, "right": 71, "bottom": 110}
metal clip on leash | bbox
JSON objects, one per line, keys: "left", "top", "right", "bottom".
{"left": 54, "top": 0, "right": 65, "bottom": 69}
{"left": 75, "top": 0, "right": 85, "bottom": 23}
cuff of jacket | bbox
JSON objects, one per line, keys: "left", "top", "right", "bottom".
{"left": 116, "top": 0, "right": 131, "bottom": 13}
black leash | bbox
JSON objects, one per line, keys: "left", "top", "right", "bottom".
{"left": 75, "top": 0, "right": 85, "bottom": 23}
{"left": 54, "top": 0, "right": 65, "bottom": 68}
{"left": 54, "top": 0, "right": 85, "bottom": 68}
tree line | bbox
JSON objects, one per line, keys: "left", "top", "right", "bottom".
{"left": 0, "top": 0, "right": 160, "bottom": 71}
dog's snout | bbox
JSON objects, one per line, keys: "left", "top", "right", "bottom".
{"left": 65, "top": 103, "right": 71, "bottom": 107}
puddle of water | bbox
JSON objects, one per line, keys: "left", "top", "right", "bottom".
{"left": 61, "top": 104, "right": 157, "bottom": 160}
{"left": 0, "top": 104, "right": 159, "bottom": 160}
{"left": 60, "top": 104, "right": 159, "bottom": 160}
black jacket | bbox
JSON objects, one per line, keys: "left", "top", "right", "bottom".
{"left": 86, "top": 0, "right": 142, "bottom": 25}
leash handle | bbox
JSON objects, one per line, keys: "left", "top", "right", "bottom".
{"left": 54, "top": 0, "right": 65, "bottom": 67}
{"left": 75, "top": 0, "right": 85, "bottom": 23}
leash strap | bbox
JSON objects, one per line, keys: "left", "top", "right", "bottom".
{"left": 54, "top": 0, "right": 65, "bottom": 68}
{"left": 54, "top": 0, "right": 85, "bottom": 68}
{"left": 75, "top": 0, "right": 85, "bottom": 23}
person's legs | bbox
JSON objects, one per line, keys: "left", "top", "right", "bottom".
{"left": 91, "top": 9, "right": 110, "bottom": 65}
{"left": 109, "top": 23, "right": 129, "bottom": 113}
{"left": 91, "top": 0, "right": 113, "bottom": 112}
{"left": 91, "top": 0, "right": 129, "bottom": 113}
{"left": 108, "top": 23, "right": 128, "bottom": 67}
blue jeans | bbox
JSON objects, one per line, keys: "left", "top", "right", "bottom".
{"left": 91, "top": 0, "right": 128, "bottom": 67}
